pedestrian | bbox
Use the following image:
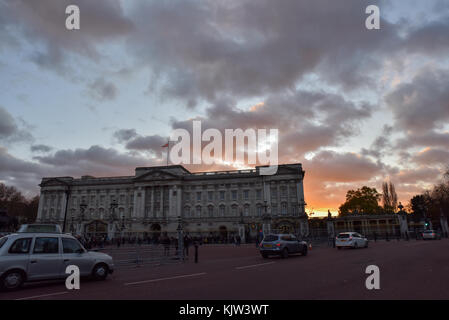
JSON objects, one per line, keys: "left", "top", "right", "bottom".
{"left": 161, "top": 233, "right": 170, "bottom": 256}
{"left": 184, "top": 233, "right": 191, "bottom": 256}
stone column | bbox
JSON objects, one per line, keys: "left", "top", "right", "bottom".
{"left": 108, "top": 222, "right": 115, "bottom": 240}
{"left": 299, "top": 217, "right": 309, "bottom": 238}
{"left": 36, "top": 192, "right": 45, "bottom": 222}
{"left": 151, "top": 187, "right": 155, "bottom": 218}
{"left": 238, "top": 224, "right": 246, "bottom": 243}
{"left": 327, "top": 219, "right": 335, "bottom": 238}
{"left": 177, "top": 186, "right": 182, "bottom": 218}
{"left": 397, "top": 212, "right": 409, "bottom": 237}
{"left": 160, "top": 186, "right": 164, "bottom": 218}
{"left": 140, "top": 187, "right": 146, "bottom": 219}
{"left": 60, "top": 191, "right": 67, "bottom": 223}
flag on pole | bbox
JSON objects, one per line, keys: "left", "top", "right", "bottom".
{"left": 162, "top": 139, "right": 170, "bottom": 166}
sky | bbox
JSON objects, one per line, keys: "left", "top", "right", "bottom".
{"left": 1, "top": 0, "right": 449, "bottom": 216}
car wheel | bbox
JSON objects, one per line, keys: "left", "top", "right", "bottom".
{"left": 261, "top": 253, "right": 269, "bottom": 259}
{"left": 92, "top": 263, "right": 109, "bottom": 281}
{"left": 337, "top": 246, "right": 342, "bottom": 250}
{"left": 353, "top": 242, "right": 358, "bottom": 249}
{"left": 1, "top": 270, "right": 25, "bottom": 291}
{"left": 281, "top": 248, "right": 289, "bottom": 259}
{"left": 302, "top": 245, "right": 308, "bottom": 256}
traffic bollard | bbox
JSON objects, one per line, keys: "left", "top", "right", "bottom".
{"left": 194, "top": 244, "right": 199, "bottom": 263}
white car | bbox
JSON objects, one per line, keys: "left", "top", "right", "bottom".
{"left": 336, "top": 232, "right": 368, "bottom": 249}
{"left": 422, "top": 230, "right": 442, "bottom": 240}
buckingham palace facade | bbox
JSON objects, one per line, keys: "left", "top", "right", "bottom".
{"left": 36, "top": 163, "right": 308, "bottom": 241}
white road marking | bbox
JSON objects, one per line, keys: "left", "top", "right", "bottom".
{"left": 15, "top": 291, "right": 69, "bottom": 300}
{"left": 235, "top": 262, "right": 275, "bottom": 270}
{"left": 124, "top": 272, "right": 207, "bottom": 286}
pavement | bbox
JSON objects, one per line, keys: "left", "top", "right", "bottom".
{"left": 2, "top": 239, "right": 449, "bottom": 300}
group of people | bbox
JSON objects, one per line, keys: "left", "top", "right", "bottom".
{"left": 74, "top": 232, "right": 256, "bottom": 252}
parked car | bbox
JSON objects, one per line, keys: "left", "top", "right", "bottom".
{"left": 336, "top": 232, "right": 368, "bottom": 249}
{"left": 259, "top": 234, "right": 308, "bottom": 258}
{"left": 0, "top": 230, "right": 114, "bottom": 291}
{"left": 422, "top": 230, "right": 442, "bottom": 240}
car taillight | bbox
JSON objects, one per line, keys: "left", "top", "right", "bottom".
{"left": 349, "top": 237, "right": 353, "bottom": 240}
{"left": 276, "top": 243, "right": 281, "bottom": 247}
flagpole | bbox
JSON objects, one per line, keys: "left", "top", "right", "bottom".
{"left": 166, "top": 138, "right": 170, "bottom": 166}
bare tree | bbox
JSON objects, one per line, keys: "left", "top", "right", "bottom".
{"left": 389, "top": 181, "right": 398, "bottom": 211}
{"left": 382, "top": 181, "right": 397, "bottom": 213}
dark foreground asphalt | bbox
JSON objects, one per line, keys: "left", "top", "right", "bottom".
{"left": 2, "top": 239, "right": 449, "bottom": 300}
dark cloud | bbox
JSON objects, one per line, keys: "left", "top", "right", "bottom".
{"left": 171, "top": 90, "right": 372, "bottom": 160}
{"left": 124, "top": 135, "right": 167, "bottom": 155}
{"left": 33, "top": 145, "right": 149, "bottom": 171}
{"left": 113, "top": 129, "right": 137, "bottom": 142}
{"left": 361, "top": 125, "right": 394, "bottom": 159}
{"left": 413, "top": 148, "right": 449, "bottom": 166}
{"left": 89, "top": 78, "right": 118, "bottom": 101}
{"left": 0, "top": 106, "right": 33, "bottom": 143}
{"left": 385, "top": 68, "right": 449, "bottom": 134}
{"left": 126, "top": 0, "right": 400, "bottom": 103}
{"left": 395, "top": 166, "right": 442, "bottom": 184}
{"left": 396, "top": 130, "right": 449, "bottom": 150}
{"left": 30, "top": 144, "right": 53, "bottom": 153}
{"left": 0, "top": 0, "right": 133, "bottom": 71}
{"left": 403, "top": 13, "right": 449, "bottom": 56}
{"left": 0, "top": 147, "right": 48, "bottom": 194}
{"left": 304, "top": 151, "right": 383, "bottom": 183}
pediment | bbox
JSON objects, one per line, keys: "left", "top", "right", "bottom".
{"left": 134, "top": 170, "right": 181, "bottom": 182}
{"left": 40, "top": 177, "right": 72, "bottom": 187}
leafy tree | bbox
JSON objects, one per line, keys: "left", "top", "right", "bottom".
{"left": 338, "top": 186, "right": 382, "bottom": 216}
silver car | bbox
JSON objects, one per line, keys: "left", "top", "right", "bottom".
{"left": 0, "top": 232, "right": 114, "bottom": 291}
{"left": 259, "top": 234, "right": 308, "bottom": 259}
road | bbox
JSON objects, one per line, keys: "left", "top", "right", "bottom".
{"left": 2, "top": 239, "right": 449, "bottom": 300}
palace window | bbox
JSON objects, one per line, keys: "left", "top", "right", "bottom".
{"left": 196, "top": 206, "right": 202, "bottom": 217}
{"left": 220, "top": 191, "right": 225, "bottom": 201}
{"left": 256, "top": 189, "right": 262, "bottom": 200}
{"left": 231, "top": 190, "right": 237, "bottom": 201}
{"left": 197, "top": 192, "right": 202, "bottom": 201}
{"left": 243, "top": 190, "right": 249, "bottom": 200}
{"left": 219, "top": 205, "right": 225, "bottom": 217}
{"left": 281, "top": 203, "right": 287, "bottom": 215}
{"left": 208, "top": 205, "right": 214, "bottom": 217}
{"left": 244, "top": 205, "right": 250, "bottom": 216}
{"left": 208, "top": 191, "right": 214, "bottom": 201}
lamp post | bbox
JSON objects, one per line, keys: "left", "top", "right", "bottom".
{"left": 262, "top": 200, "right": 272, "bottom": 235}
{"left": 109, "top": 199, "right": 118, "bottom": 239}
{"left": 177, "top": 216, "right": 184, "bottom": 260}
{"left": 79, "top": 200, "right": 87, "bottom": 236}
{"left": 62, "top": 185, "right": 71, "bottom": 232}
{"left": 70, "top": 215, "right": 75, "bottom": 233}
